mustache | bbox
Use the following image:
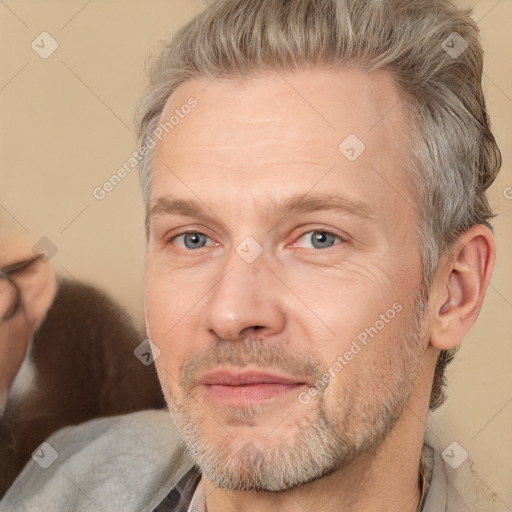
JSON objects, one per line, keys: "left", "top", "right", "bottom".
{"left": 178, "top": 337, "right": 325, "bottom": 391}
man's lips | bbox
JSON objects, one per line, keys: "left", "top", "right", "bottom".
{"left": 198, "top": 369, "right": 307, "bottom": 386}
{"left": 197, "top": 369, "right": 309, "bottom": 405}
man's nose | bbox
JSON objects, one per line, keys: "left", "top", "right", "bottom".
{"left": 201, "top": 247, "right": 286, "bottom": 342}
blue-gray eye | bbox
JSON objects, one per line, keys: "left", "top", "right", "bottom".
{"left": 296, "top": 231, "right": 341, "bottom": 249}
{"left": 175, "top": 232, "right": 210, "bottom": 250}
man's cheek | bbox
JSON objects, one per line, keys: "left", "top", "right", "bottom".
{"left": 145, "top": 295, "right": 176, "bottom": 339}
{"left": 155, "top": 361, "right": 177, "bottom": 404}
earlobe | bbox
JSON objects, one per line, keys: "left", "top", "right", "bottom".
{"left": 429, "top": 225, "right": 495, "bottom": 351}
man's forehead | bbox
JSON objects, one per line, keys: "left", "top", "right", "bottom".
{"left": 151, "top": 67, "right": 414, "bottom": 227}
{"left": 158, "top": 67, "right": 408, "bottom": 137}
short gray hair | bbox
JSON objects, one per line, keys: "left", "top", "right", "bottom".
{"left": 134, "top": 0, "right": 501, "bottom": 410}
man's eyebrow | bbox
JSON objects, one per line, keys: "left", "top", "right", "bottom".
{"left": 275, "top": 193, "right": 375, "bottom": 219}
{"left": 149, "top": 193, "right": 375, "bottom": 222}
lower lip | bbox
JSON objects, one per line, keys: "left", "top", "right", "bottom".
{"left": 202, "top": 383, "right": 305, "bottom": 406}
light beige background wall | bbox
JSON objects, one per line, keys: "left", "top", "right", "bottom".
{"left": 1, "top": 0, "right": 511, "bottom": 506}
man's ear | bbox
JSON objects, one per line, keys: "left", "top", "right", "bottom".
{"left": 429, "top": 224, "right": 495, "bottom": 350}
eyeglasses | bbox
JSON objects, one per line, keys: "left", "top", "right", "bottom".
{"left": 0, "top": 253, "right": 45, "bottom": 322}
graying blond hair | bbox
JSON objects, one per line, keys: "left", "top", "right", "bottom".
{"left": 134, "top": 0, "right": 501, "bottom": 410}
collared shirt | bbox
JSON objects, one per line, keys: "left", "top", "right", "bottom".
{"left": 0, "top": 410, "right": 495, "bottom": 512}
{"left": 187, "top": 478, "right": 204, "bottom": 512}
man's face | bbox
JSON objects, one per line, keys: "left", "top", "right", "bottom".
{"left": 144, "top": 68, "right": 429, "bottom": 491}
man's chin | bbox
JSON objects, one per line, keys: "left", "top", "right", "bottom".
{"left": 170, "top": 405, "right": 358, "bottom": 493}
{"left": 196, "top": 437, "right": 348, "bottom": 493}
